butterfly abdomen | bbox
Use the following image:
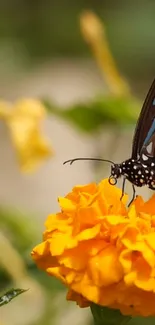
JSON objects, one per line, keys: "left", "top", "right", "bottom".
{"left": 145, "top": 165, "right": 155, "bottom": 189}
{"left": 120, "top": 159, "right": 147, "bottom": 187}
{"left": 120, "top": 158, "right": 155, "bottom": 189}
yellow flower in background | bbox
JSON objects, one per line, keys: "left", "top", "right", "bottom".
{"left": 80, "top": 11, "right": 130, "bottom": 97}
{"left": 0, "top": 99, "right": 53, "bottom": 172}
{"left": 32, "top": 179, "right": 155, "bottom": 316}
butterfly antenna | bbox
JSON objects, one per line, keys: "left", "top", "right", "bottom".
{"left": 63, "top": 157, "right": 115, "bottom": 165}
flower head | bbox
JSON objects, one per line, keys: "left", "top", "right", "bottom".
{"left": 0, "top": 99, "right": 53, "bottom": 172}
{"left": 32, "top": 179, "right": 155, "bottom": 316}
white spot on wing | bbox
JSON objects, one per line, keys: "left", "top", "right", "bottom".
{"left": 146, "top": 142, "right": 153, "bottom": 154}
{"left": 142, "top": 154, "right": 148, "bottom": 161}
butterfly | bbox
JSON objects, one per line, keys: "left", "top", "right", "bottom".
{"left": 64, "top": 79, "right": 155, "bottom": 205}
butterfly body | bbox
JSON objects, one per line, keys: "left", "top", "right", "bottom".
{"left": 64, "top": 79, "right": 155, "bottom": 204}
{"left": 111, "top": 158, "right": 155, "bottom": 189}
{"left": 109, "top": 78, "right": 155, "bottom": 202}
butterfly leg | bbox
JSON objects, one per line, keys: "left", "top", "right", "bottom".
{"left": 128, "top": 184, "right": 136, "bottom": 206}
{"left": 120, "top": 177, "right": 126, "bottom": 201}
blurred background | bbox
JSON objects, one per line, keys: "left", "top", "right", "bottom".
{"left": 0, "top": 1, "right": 155, "bottom": 324}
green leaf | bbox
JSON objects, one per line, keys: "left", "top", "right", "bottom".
{"left": 130, "top": 316, "right": 155, "bottom": 325}
{"left": 59, "top": 104, "right": 104, "bottom": 132}
{"left": 43, "top": 95, "right": 140, "bottom": 133}
{"left": 43, "top": 99, "right": 104, "bottom": 132}
{"left": 0, "top": 288, "right": 28, "bottom": 307}
{"left": 94, "top": 96, "right": 139, "bottom": 124}
{"left": 91, "top": 303, "right": 131, "bottom": 325}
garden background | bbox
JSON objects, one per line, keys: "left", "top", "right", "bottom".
{"left": 0, "top": 1, "right": 155, "bottom": 324}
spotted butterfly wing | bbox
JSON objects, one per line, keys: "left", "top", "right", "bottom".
{"left": 132, "top": 79, "right": 155, "bottom": 164}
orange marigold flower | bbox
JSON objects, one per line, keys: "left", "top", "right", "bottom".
{"left": 31, "top": 179, "right": 155, "bottom": 317}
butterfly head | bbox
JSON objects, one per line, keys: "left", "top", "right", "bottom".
{"left": 109, "top": 163, "right": 122, "bottom": 185}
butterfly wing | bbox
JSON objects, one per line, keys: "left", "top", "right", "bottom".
{"left": 132, "top": 79, "right": 155, "bottom": 159}
{"left": 139, "top": 131, "right": 155, "bottom": 165}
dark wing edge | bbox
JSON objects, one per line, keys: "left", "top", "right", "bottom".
{"left": 132, "top": 79, "right": 155, "bottom": 159}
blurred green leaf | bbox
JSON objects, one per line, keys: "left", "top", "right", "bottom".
{"left": 43, "top": 99, "right": 104, "bottom": 131}
{"left": 130, "top": 317, "right": 155, "bottom": 325}
{"left": 0, "top": 288, "right": 28, "bottom": 307}
{"left": 91, "top": 304, "right": 131, "bottom": 325}
{"left": 95, "top": 96, "right": 139, "bottom": 124}
{"left": 90, "top": 304, "right": 155, "bottom": 325}
{"left": 43, "top": 96, "right": 140, "bottom": 132}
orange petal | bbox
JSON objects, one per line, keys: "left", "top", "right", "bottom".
{"left": 88, "top": 246, "right": 123, "bottom": 286}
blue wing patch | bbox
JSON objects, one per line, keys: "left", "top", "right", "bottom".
{"left": 143, "top": 118, "right": 155, "bottom": 146}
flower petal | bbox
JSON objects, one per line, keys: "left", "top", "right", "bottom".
{"left": 32, "top": 178, "right": 155, "bottom": 316}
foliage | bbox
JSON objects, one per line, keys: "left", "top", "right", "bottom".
{"left": 91, "top": 304, "right": 131, "bottom": 325}
{"left": 0, "top": 288, "right": 27, "bottom": 307}
{"left": 43, "top": 95, "right": 140, "bottom": 133}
